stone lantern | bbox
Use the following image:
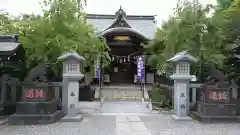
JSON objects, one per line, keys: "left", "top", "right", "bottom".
{"left": 167, "top": 51, "right": 198, "bottom": 120}
{"left": 58, "top": 52, "right": 85, "bottom": 121}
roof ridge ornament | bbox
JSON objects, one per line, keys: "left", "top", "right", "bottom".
{"left": 115, "top": 5, "right": 126, "bottom": 16}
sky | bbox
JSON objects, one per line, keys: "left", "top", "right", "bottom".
{"left": 0, "top": 0, "right": 217, "bottom": 26}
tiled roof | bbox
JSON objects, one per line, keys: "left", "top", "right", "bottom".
{"left": 86, "top": 8, "right": 157, "bottom": 40}
{"left": 0, "top": 34, "right": 20, "bottom": 55}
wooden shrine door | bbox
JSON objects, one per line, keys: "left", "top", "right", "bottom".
{"left": 110, "top": 62, "right": 134, "bottom": 84}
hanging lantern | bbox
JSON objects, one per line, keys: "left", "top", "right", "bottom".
{"left": 123, "top": 58, "right": 126, "bottom": 62}
{"left": 128, "top": 56, "right": 130, "bottom": 62}
{"left": 120, "top": 58, "right": 122, "bottom": 63}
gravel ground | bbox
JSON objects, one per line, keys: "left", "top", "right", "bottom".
{"left": 1, "top": 100, "right": 240, "bottom": 135}
{"left": 1, "top": 114, "right": 240, "bottom": 135}
{"left": 141, "top": 114, "right": 240, "bottom": 135}
{"left": 0, "top": 115, "right": 116, "bottom": 135}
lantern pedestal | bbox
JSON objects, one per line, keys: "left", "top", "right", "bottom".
{"left": 61, "top": 75, "right": 84, "bottom": 122}
{"left": 171, "top": 115, "right": 192, "bottom": 120}
{"left": 170, "top": 76, "right": 192, "bottom": 121}
{"left": 8, "top": 84, "right": 64, "bottom": 125}
{"left": 61, "top": 113, "right": 83, "bottom": 122}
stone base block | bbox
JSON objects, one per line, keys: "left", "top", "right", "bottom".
{"left": 196, "top": 102, "right": 236, "bottom": 116}
{"left": 190, "top": 111, "right": 240, "bottom": 123}
{"left": 2, "top": 103, "right": 16, "bottom": 115}
{"left": 171, "top": 115, "right": 192, "bottom": 121}
{"left": 16, "top": 101, "right": 57, "bottom": 115}
{"left": 61, "top": 114, "right": 83, "bottom": 122}
{"left": 8, "top": 110, "right": 64, "bottom": 125}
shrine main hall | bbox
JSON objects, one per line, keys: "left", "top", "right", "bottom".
{"left": 87, "top": 7, "right": 157, "bottom": 84}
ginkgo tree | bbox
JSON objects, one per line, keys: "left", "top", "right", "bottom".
{"left": 0, "top": 0, "right": 110, "bottom": 82}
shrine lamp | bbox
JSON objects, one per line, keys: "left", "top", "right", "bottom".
{"left": 58, "top": 52, "right": 85, "bottom": 78}
{"left": 167, "top": 51, "right": 198, "bottom": 79}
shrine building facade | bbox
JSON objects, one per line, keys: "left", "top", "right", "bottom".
{"left": 86, "top": 7, "right": 157, "bottom": 84}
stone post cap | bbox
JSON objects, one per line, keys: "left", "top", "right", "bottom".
{"left": 230, "top": 80, "right": 239, "bottom": 88}
{"left": 191, "top": 75, "right": 197, "bottom": 82}
{"left": 167, "top": 50, "right": 198, "bottom": 63}
{"left": 58, "top": 52, "right": 85, "bottom": 62}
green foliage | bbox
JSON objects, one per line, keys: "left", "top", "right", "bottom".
{"left": 0, "top": 0, "right": 110, "bottom": 81}
{"left": 146, "top": 0, "right": 226, "bottom": 81}
{"left": 151, "top": 86, "right": 172, "bottom": 108}
{"left": 216, "top": 0, "right": 234, "bottom": 11}
{"left": 217, "top": 0, "right": 240, "bottom": 83}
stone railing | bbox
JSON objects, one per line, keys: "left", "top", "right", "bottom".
{"left": 146, "top": 83, "right": 203, "bottom": 110}
{"left": 143, "top": 86, "right": 149, "bottom": 101}
{"left": 189, "top": 83, "right": 203, "bottom": 107}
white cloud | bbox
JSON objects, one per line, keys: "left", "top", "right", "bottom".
{"left": 0, "top": 0, "right": 217, "bottom": 26}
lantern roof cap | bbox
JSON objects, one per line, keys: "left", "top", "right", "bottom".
{"left": 58, "top": 51, "right": 85, "bottom": 61}
{"left": 167, "top": 50, "right": 198, "bottom": 63}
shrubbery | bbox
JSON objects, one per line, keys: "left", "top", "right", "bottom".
{"left": 151, "top": 86, "right": 172, "bottom": 109}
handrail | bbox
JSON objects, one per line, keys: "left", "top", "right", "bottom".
{"left": 139, "top": 82, "right": 149, "bottom": 101}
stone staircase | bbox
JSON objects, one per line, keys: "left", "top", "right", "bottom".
{"left": 100, "top": 85, "right": 143, "bottom": 101}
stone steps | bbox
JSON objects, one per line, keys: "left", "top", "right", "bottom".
{"left": 101, "top": 86, "right": 143, "bottom": 101}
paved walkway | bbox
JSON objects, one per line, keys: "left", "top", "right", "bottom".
{"left": 1, "top": 101, "right": 240, "bottom": 135}
{"left": 116, "top": 115, "right": 151, "bottom": 135}
{"left": 98, "top": 101, "right": 150, "bottom": 114}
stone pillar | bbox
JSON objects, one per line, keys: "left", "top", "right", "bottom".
{"left": 191, "top": 87, "right": 196, "bottom": 107}
{"left": 54, "top": 86, "right": 60, "bottom": 101}
{"left": 10, "top": 86, "right": 16, "bottom": 102}
{"left": 0, "top": 83, "right": 6, "bottom": 104}
{"left": 0, "top": 74, "right": 9, "bottom": 104}
{"left": 54, "top": 87, "right": 60, "bottom": 100}
{"left": 9, "top": 78, "right": 19, "bottom": 103}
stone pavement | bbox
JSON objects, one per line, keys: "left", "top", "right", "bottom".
{"left": 1, "top": 101, "right": 240, "bottom": 135}
{"left": 97, "top": 101, "right": 150, "bottom": 114}
{"left": 116, "top": 115, "right": 151, "bottom": 135}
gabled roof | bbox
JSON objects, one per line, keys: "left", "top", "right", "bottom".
{"left": 86, "top": 7, "right": 157, "bottom": 40}
{"left": 107, "top": 7, "right": 131, "bottom": 29}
